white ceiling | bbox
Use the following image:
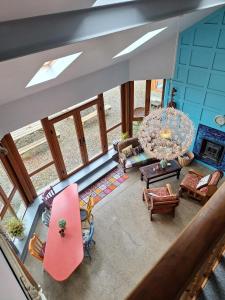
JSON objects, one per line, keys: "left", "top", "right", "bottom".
{"left": 0, "top": 5, "right": 219, "bottom": 108}
{"left": 0, "top": 0, "right": 96, "bottom": 21}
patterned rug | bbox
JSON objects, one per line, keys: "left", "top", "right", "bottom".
{"left": 79, "top": 167, "right": 128, "bottom": 207}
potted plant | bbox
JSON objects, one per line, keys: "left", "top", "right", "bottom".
{"left": 6, "top": 217, "right": 25, "bottom": 240}
{"left": 58, "top": 219, "right": 67, "bottom": 237}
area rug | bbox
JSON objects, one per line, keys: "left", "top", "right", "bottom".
{"left": 79, "top": 167, "right": 128, "bottom": 207}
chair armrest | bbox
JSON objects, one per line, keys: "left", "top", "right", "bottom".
{"left": 188, "top": 169, "right": 203, "bottom": 178}
{"left": 119, "top": 152, "right": 126, "bottom": 161}
{"left": 154, "top": 200, "right": 179, "bottom": 206}
{"left": 166, "top": 183, "right": 173, "bottom": 196}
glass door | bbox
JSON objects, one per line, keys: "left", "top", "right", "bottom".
{"left": 49, "top": 97, "right": 107, "bottom": 178}
{"left": 52, "top": 114, "right": 84, "bottom": 175}
{"left": 76, "top": 100, "right": 105, "bottom": 162}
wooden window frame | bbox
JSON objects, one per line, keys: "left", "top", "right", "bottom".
{"left": 46, "top": 95, "right": 108, "bottom": 179}
{"left": 0, "top": 158, "right": 27, "bottom": 219}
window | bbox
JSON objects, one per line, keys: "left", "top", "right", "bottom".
{"left": 0, "top": 160, "right": 26, "bottom": 233}
{"left": 11, "top": 121, "right": 59, "bottom": 194}
{"left": 150, "top": 79, "right": 165, "bottom": 110}
{"left": 113, "top": 28, "right": 167, "bottom": 58}
{"left": 103, "top": 87, "right": 122, "bottom": 148}
{"left": 26, "top": 52, "right": 83, "bottom": 87}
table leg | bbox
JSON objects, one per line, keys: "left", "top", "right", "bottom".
{"left": 141, "top": 173, "right": 143, "bottom": 181}
{"left": 177, "top": 170, "right": 180, "bottom": 179}
{"left": 147, "top": 180, "right": 150, "bottom": 189}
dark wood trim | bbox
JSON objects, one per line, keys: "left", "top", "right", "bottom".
{"left": 161, "top": 79, "right": 166, "bottom": 108}
{"left": 106, "top": 123, "right": 122, "bottom": 134}
{"left": 73, "top": 110, "right": 89, "bottom": 165}
{"left": 145, "top": 80, "right": 151, "bottom": 115}
{"left": 97, "top": 94, "right": 108, "bottom": 153}
{"left": 1, "top": 135, "right": 36, "bottom": 203}
{"left": 28, "top": 160, "right": 54, "bottom": 177}
{"left": 120, "top": 84, "right": 127, "bottom": 134}
{"left": 128, "top": 81, "right": 134, "bottom": 137}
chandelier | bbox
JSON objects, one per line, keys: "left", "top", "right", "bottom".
{"left": 138, "top": 107, "right": 194, "bottom": 161}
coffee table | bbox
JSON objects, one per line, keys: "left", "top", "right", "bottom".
{"left": 140, "top": 160, "right": 182, "bottom": 188}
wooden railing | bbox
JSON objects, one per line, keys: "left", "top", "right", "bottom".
{"left": 127, "top": 181, "right": 225, "bottom": 300}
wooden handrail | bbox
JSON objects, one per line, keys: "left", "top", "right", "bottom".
{"left": 127, "top": 181, "right": 225, "bottom": 300}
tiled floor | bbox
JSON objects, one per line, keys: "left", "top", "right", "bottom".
{"left": 25, "top": 161, "right": 224, "bottom": 300}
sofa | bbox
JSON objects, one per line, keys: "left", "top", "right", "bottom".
{"left": 118, "top": 137, "right": 157, "bottom": 172}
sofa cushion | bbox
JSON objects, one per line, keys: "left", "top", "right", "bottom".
{"left": 125, "top": 152, "right": 150, "bottom": 168}
{"left": 122, "top": 145, "right": 133, "bottom": 158}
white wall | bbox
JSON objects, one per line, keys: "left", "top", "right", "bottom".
{"left": 0, "top": 250, "right": 27, "bottom": 300}
{"left": 129, "top": 35, "right": 178, "bottom": 80}
{"left": 0, "top": 37, "right": 177, "bottom": 137}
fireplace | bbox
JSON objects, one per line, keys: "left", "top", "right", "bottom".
{"left": 193, "top": 124, "right": 225, "bottom": 171}
{"left": 200, "top": 139, "right": 224, "bottom": 164}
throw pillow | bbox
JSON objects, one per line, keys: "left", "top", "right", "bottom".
{"left": 132, "top": 145, "right": 144, "bottom": 156}
{"left": 122, "top": 145, "right": 133, "bottom": 158}
{"left": 196, "top": 174, "right": 212, "bottom": 190}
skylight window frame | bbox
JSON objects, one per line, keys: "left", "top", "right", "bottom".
{"left": 113, "top": 27, "right": 167, "bottom": 58}
{"left": 26, "top": 52, "right": 83, "bottom": 88}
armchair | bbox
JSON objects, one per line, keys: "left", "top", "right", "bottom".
{"left": 179, "top": 169, "right": 223, "bottom": 205}
{"left": 118, "top": 137, "right": 157, "bottom": 172}
{"left": 143, "top": 183, "right": 180, "bottom": 221}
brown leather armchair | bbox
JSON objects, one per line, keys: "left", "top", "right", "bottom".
{"left": 179, "top": 169, "right": 223, "bottom": 205}
{"left": 143, "top": 183, "right": 180, "bottom": 221}
{"left": 118, "top": 137, "right": 157, "bottom": 172}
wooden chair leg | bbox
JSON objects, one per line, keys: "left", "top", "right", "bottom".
{"left": 178, "top": 187, "right": 183, "bottom": 197}
{"left": 150, "top": 212, "right": 153, "bottom": 221}
{"left": 142, "top": 193, "right": 145, "bottom": 202}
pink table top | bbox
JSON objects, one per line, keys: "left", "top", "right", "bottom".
{"left": 43, "top": 184, "right": 84, "bottom": 281}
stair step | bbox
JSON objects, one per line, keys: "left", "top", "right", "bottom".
{"left": 200, "top": 256, "right": 225, "bottom": 300}
{"left": 54, "top": 148, "right": 118, "bottom": 194}
{"left": 78, "top": 160, "right": 118, "bottom": 192}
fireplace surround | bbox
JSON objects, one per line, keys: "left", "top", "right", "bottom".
{"left": 193, "top": 124, "right": 225, "bottom": 171}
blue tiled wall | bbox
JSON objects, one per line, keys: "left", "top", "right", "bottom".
{"left": 165, "top": 7, "right": 225, "bottom": 150}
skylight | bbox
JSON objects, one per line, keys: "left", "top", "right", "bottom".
{"left": 26, "top": 52, "right": 82, "bottom": 88}
{"left": 113, "top": 27, "right": 167, "bottom": 58}
{"left": 93, "top": 0, "right": 134, "bottom": 7}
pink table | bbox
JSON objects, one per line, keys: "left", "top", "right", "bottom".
{"left": 43, "top": 184, "right": 84, "bottom": 281}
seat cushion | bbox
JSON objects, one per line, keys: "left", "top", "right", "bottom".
{"left": 125, "top": 152, "right": 150, "bottom": 168}
{"left": 180, "top": 173, "right": 199, "bottom": 190}
{"left": 181, "top": 173, "right": 208, "bottom": 195}
{"left": 147, "top": 187, "right": 169, "bottom": 197}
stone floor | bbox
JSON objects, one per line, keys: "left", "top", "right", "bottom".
{"left": 25, "top": 161, "right": 224, "bottom": 300}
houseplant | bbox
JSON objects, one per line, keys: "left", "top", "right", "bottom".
{"left": 58, "top": 219, "right": 67, "bottom": 237}
{"left": 6, "top": 217, "right": 25, "bottom": 240}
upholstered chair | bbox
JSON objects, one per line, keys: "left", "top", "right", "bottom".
{"left": 143, "top": 183, "right": 180, "bottom": 221}
{"left": 179, "top": 169, "right": 223, "bottom": 205}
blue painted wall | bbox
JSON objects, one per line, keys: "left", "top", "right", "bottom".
{"left": 165, "top": 7, "right": 225, "bottom": 149}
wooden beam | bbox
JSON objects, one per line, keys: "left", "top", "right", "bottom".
{"left": 161, "top": 79, "right": 166, "bottom": 108}
{"left": 145, "top": 80, "right": 151, "bottom": 115}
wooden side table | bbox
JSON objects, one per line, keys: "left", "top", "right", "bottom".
{"left": 140, "top": 160, "right": 182, "bottom": 188}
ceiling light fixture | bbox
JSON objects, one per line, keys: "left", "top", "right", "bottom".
{"left": 26, "top": 52, "right": 82, "bottom": 88}
{"left": 139, "top": 107, "right": 194, "bottom": 161}
{"left": 113, "top": 27, "right": 167, "bottom": 58}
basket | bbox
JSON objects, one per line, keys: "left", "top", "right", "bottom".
{"left": 178, "top": 151, "right": 194, "bottom": 167}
